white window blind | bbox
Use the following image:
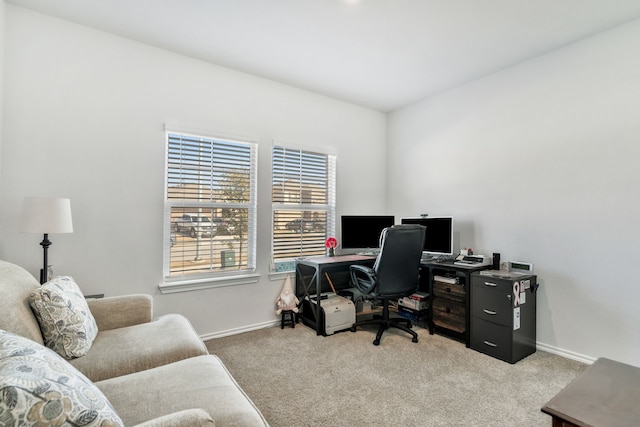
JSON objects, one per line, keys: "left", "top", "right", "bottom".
{"left": 164, "top": 131, "right": 257, "bottom": 280}
{"left": 272, "top": 145, "right": 336, "bottom": 269}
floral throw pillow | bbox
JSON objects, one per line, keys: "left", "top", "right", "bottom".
{"left": 29, "top": 276, "right": 99, "bottom": 359}
{"left": 0, "top": 329, "right": 123, "bottom": 427}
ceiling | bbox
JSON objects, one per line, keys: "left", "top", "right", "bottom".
{"left": 8, "top": 0, "right": 640, "bottom": 112}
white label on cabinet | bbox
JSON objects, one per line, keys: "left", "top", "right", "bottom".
{"left": 520, "top": 291, "right": 526, "bottom": 305}
{"left": 514, "top": 307, "right": 521, "bottom": 330}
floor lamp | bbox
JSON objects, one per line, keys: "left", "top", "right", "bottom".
{"left": 21, "top": 197, "right": 74, "bottom": 284}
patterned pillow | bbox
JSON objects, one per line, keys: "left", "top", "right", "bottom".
{"left": 0, "top": 329, "right": 123, "bottom": 426}
{"left": 29, "top": 276, "right": 99, "bottom": 359}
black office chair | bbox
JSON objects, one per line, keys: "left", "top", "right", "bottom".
{"left": 349, "top": 224, "right": 426, "bottom": 345}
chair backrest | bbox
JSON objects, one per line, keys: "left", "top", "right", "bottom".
{"left": 373, "top": 224, "right": 426, "bottom": 297}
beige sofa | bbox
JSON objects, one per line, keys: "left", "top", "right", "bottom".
{"left": 0, "top": 259, "right": 269, "bottom": 426}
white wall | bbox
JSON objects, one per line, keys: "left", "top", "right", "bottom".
{"left": 0, "top": 6, "right": 387, "bottom": 337}
{"left": 388, "top": 19, "right": 640, "bottom": 365}
{"left": 5, "top": 4, "right": 638, "bottom": 366}
{"left": 0, "top": 1, "right": 4, "bottom": 180}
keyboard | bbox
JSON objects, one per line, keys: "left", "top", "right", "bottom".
{"left": 422, "top": 255, "right": 456, "bottom": 263}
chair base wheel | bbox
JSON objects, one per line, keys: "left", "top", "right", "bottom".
{"left": 350, "top": 304, "right": 420, "bottom": 345}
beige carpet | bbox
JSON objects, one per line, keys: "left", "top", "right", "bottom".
{"left": 205, "top": 323, "right": 586, "bottom": 426}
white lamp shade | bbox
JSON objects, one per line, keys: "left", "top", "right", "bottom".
{"left": 21, "top": 197, "right": 74, "bottom": 234}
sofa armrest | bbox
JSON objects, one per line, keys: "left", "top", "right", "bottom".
{"left": 133, "top": 409, "right": 214, "bottom": 427}
{"left": 87, "top": 294, "right": 153, "bottom": 330}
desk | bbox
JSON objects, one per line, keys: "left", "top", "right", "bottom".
{"left": 541, "top": 357, "right": 640, "bottom": 426}
{"left": 295, "top": 254, "right": 375, "bottom": 335}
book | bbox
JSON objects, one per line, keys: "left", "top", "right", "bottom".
{"left": 397, "top": 310, "right": 421, "bottom": 322}
{"left": 398, "top": 297, "right": 429, "bottom": 311}
{"left": 397, "top": 305, "right": 428, "bottom": 322}
{"left": 409, "top": 291, "right": 429, "bottom": 301}
{"left": 398, "top": 305, "right": 428, "bottom": 315}
{"left": 434, "top": 275, "right": 458, "bottom": 284}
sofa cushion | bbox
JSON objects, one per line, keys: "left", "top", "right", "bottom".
{"left": 30, "top": 276, "right": 99, "bottom": 359}
{"left": 87, "top": 294, "right": 153, "bottom": 331}
{"left": 134, "top": 409, "right": 215, "bottom": 426}
{"left": 96, "top": 355, "right": 268, "bottom": 426}
{"left": 69, "top": 314, "right": 209, "bottom": 382}
{"left": 0, "top": 260, "right": 44, "bottom": 345}
{"left": 0, "top": 329, "right": 124, "bottom": 427}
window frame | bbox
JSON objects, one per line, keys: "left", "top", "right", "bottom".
{"left": 160, "top": 129, "right": 259, "bottom": 293}
{"left": 271, "top": 142, "right": 336, "bottom": 272}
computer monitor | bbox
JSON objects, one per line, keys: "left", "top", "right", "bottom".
{"left": 341, "top": 215, "right": 395, "bottom": 251}
{"left": 401, "top": 216, "right": 453, "bottom": 258}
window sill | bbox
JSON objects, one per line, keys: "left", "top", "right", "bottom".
{"left": 158, "top": 273, "right": 261, "bottom": 294}
{"left": 268, "top": 271, "right": 294, "bottom": 281}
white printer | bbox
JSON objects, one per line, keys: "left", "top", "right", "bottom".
{"left": 308, "top": 294, "right": 355, "bottom": 335}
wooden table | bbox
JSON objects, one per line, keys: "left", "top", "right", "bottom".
{"left": 541, "top": 357, "right": 640, "bottom": 426}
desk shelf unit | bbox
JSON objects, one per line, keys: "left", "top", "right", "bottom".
{"left": 422, "top": 261, "right": 490, "bottom": 347}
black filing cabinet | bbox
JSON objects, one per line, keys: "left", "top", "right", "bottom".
{"left": 470, "top": 272, "right": 537, "bottom": 363}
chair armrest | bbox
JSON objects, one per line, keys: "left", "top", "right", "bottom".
{"left": 133, "top": 409, "right": 214, "bottom": 427}
{"left": 349, "top": 264, "right": 377, "bottom": 294}
{"left": 87, "top": 294, "right": 153, "bottom": 331}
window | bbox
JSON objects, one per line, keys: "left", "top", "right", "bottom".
{"left": 164, "top": 131, "right": 257, "bottom": 283}
{"left": 272, "top": 144, "right": 336, "bottom": 271}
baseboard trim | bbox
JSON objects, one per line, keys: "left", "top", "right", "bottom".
{"left": 536, "top": 341, "right": 595, "bottom": 365}
{"left": 200, "top": 319, "right": 280, "bottom": 341}
{"left": 202, "top": 323, "right": 596, "bottom": 365}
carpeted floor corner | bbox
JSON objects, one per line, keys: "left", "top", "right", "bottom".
{"left": 205, "top": 324, "right": 586, "bottom": 426}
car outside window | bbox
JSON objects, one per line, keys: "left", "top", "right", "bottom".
{"left": 164, "top": 131, "right": 257, "bottom": 282}
{"left": 271, "top": 144, "right": 336, "bottom": 272}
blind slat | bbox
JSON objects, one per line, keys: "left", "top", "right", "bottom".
{"left": 165, "top": 132, "right": 257, "bottom": 278}
{"left": 272, "top": 144, "right": 336, "bottom": 263}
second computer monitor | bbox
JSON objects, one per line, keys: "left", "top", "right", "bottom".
{"left": 341, "top": 215, "right": 395, "bottom": 251}
{"left": 401, "top": 216, "right": 453, "bottom": 257}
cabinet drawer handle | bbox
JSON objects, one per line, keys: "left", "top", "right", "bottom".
{"left": 483, "top": 309, "right": 497, "bottom": 315}
{"left": 483, "top": 340, "right": 497, "bottom": 347}
{"left": 484, "top": 282, "right": 497, "bottom": 287}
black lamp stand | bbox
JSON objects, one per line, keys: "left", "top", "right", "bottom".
{"left": 39, "top": 233, "right": 51, "bottom": 284}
